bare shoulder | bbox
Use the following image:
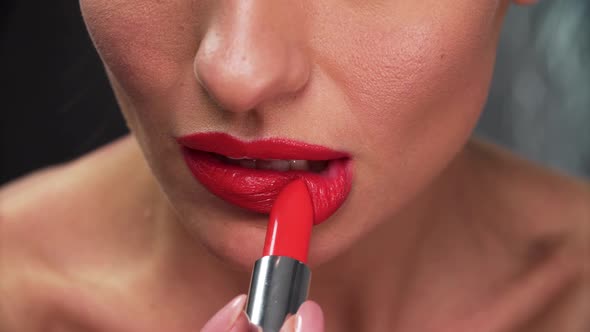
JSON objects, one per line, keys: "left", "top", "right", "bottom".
{"left": 0, "top": 136, "right": 145, "bottom": 260}
{"left": 0, "top": 136, "right": 157, "bottom": 331}
{"left": 467, "top": 139, "right": 590, "bottom": 332}
{"left": 469, "top": 138, "right": 590, "bottom": 228}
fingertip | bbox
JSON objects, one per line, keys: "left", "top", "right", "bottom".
{"left": 295, "top": 301, "right": 325, "bottom": 332}
{"left": 229, "top": 310, "right": 254, "bottom": 332}
{"left": 201, "top": 294, "right": 247, "bottom": 332}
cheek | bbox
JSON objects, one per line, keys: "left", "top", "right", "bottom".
{"left": 80, "top": 0, "right": 206, "bottom": 98}
{"left": 315, "top": 2, "right": 501, "bottom": 162}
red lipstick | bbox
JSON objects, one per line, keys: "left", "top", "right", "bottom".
{"left": 246, "top": 180, "right": 314, "bottom": 331}
{"left": 177, "top": 132, "right": 353, "bottom": 223}
{"left": 263, "top": 179, "right": 313, "bottom": 263}
{"left": 178, "top": 132, "right": 346, "bottom": 160}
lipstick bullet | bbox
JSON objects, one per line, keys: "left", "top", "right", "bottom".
{"left": 246, "top": 179, "right": 314, "bottom": 332}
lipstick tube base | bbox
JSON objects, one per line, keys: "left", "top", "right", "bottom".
{"left": 246, "top": 256, "right": 311, "bottom": 332}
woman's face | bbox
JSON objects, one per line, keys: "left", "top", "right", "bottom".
{"left": 80, "top": 0, "right": 510, "bottom": 268}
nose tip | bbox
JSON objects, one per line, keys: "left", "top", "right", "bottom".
{"left": 194, "top": 4, "right": 310, "bottom": 113}
{"left": 195, "top": 41, "right": 310, "bottom": 113}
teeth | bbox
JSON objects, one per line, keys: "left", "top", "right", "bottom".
{"left": 290, "top": 160, "right": 309, "bottom": 171}
{"left": 216, "top": 155, "right": 328, "bottom": 173}
{"left": 309, "top": 160, "right": 329, "bottom": 172}
{"left": 256, "top": 160, "right": 291, "bottom": 171}
{"left": 218, "top": 154, "right": 327, "bottom": 172}
{"left": 238, "top": 159, "right": 257, "bottom": 169}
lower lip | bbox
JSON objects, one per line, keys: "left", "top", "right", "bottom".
{"left": 181, "top": 149, "right": 353, "bottom": 224}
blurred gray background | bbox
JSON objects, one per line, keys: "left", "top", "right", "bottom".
{"left": 1, "top": 0, "right": 589, "bottom": 183}
{"left": 477, "top": 0, "right": 590, "bottom": 178}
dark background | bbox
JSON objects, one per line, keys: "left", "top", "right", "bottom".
{"left": 1, "top": 1, "right": 589, "bottom": 185}
{"left": 1, "top": 1, "right": 126, "bottom": 184}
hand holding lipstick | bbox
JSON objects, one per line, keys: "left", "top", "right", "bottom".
{"left": 203, "top": 180, "right": 323, "bottom": 332}
{"left": 201, "top": 295, "right": 324, "bottom": 332}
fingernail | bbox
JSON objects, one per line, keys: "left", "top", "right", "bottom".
{"left": 228, "top": 310, "right": 255, "bottom": 332}
{"left": 279, "top": 315, "right": 297, "bottom": 332}
{"left": 202, "top": 295, "right": 247, "bottom": 332}
{"left": 225, "top": 295, "right": 248, "bottom": 329}
{"left": 294, "top": 314, "right": 304, "bottom": 332}
{"left": 294, "top": 302, "right": 323, "bottom": 332}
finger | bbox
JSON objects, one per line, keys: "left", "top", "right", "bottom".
{"left": 201, "top": 294, "right": 247, "bottom": 332}
{"left": 280, "top": 301, "right": 325, "bottom": 332}
{"left": 229, "top": 311, "right": 262, "bottom": 332}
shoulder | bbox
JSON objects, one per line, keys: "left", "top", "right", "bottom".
{"left": 0, "top": 136, "right": 141, "bottom": 263}
{"left": 524, "top": 241, "right": 589, "bottom": 332}
{"left": 0, "top": 136, "right": 154, "bottom": 331}
{"left": 467, "top": 138, "right": 590, "bottom": 227}
{"left": 469, "top": 139, "right": 589, "bottom": 257}
{"left": 466, "top": 139, "right": 590, "bottom": 331}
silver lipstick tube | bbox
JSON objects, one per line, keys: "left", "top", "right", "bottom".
{"left": 246, "top": 256, "right": 311, "bottom": 332}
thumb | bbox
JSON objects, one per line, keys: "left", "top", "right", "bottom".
{"left": 280, "top": 301, "right": 325, "bottom": 332}
{"left": 201, "top": 295, "right": 253, "bottom": 332}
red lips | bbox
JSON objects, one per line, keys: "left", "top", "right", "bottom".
{"left": 177, "top": 132, "right": 353, "bottom": 224}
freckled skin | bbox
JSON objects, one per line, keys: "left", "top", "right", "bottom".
{"left": 0, "top": 0, "right": 578, "bottom": 330}
{"left": 79, "top": 0, "right": 509, "bottom": 267}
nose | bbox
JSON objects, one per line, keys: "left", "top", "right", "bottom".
{"left": 194, "top": 1, "right": 311, "bottom": 113}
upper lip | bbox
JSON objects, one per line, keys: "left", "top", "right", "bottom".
{"left": 177, "top": 132, "right": 349, "bottom": 160}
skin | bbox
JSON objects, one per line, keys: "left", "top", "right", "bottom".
{"left": 0, "top": 0, "right": 588, "bottom": 331}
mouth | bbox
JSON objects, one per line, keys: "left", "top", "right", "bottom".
{"left": 213, "top": 154, "right": 330, "bottom": 173}
{"left": 177, "top": 132, "right": 353, "bottom": 224}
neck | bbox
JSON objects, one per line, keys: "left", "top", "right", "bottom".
{"left": 289, "top": 140, "right": 530, "bottom": 331}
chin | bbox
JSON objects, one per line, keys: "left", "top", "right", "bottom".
{"left": 171, "top": 193, "right": 360, "bottom": 272}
